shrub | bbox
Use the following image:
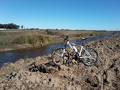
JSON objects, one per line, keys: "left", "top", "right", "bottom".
{"left": 12, "top": 35, "right": 53, "bottom": 46}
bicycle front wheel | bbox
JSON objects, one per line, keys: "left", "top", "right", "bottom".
{"left": 81, "top": 48, "right": 98, "bottom": 66}
{"left": 51, "top": 48, "right": 69, "bottom": 65}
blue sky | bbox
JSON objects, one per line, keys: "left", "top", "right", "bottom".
{"left": 0, "top": 0, "right": 120, "bottom": 30}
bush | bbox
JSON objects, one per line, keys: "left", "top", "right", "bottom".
{"left": 12, "top": 35, "right": 53, "bottom": 46}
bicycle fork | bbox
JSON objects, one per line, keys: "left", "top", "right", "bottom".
{"left": 61, "top": 49, "right": 66, "bottom": 57}
{"left": 79, "top": 45, "right": 84, "bottom": 58}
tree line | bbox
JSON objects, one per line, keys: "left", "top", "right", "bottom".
{"left": 0, "top": 23, "right": 20, "bottom": 29}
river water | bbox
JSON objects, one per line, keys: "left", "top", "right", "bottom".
{"left": 0, "top": 31, "right": 118, "bottom": 67}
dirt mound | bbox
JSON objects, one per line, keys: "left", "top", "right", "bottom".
{"left": 0, "top": 36, "right": 120, "bottom": 90}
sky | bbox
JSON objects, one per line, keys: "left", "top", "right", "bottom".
{"left": 0, "top": 0, "right": 120, "bottom": 30}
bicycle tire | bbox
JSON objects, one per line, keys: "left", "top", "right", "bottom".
{"left": 81, "top": 48, "right": 98, "bottom": 66}
{"left": 51, "top": 48, "right": 69, "bottom": 65}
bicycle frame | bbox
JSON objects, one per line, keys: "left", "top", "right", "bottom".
{"left": 63, "top": 41, "right": 81, "bottom": 56}
{"left": 63, "top": 41, "right": 94, "bottom": 60}
{"left": 79, "top": 47, "right": 94, "bottom": 59}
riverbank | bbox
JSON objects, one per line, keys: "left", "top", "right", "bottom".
{"left": 0, "top": 34, "right": 120, "bottom": 90}
{"left": 0, "top": 30, "right": 105, "bottom": 52}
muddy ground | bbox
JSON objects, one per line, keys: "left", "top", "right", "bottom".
{"left": 0, "top": 34, "right": 120, "bottom": 90}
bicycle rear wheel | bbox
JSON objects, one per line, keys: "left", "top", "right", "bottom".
{"left": 51, "top": 48, "right": 69, "bottom": 65}
{"left": 81, "top": 48, "right": 98, "bottom": 66}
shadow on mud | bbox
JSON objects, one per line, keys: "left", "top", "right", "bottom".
{"left": 29, "top": 61, "right": 61, "bottom": 73}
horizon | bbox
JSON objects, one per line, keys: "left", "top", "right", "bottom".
{"left": 0, "top": 0, "right": 120, "bottom": 31}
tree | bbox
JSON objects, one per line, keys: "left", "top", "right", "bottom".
{"left": 21, "top": 25, "right": 24, "bottom": 29}
{"left": 0, "top": 23, "right": 20, "bottom": 29}
{"left": 0, "top": 24, "right": 4, "bottom": 28}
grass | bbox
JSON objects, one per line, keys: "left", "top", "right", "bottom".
{"left": 12, "top": 34, "right": 53, "bottom": 47}
{"left": 0, "top": 30, "right": 55, "bottom": 51}
{"left": 0, "top": 29, "right": 105, "bottom": 52}
{"left": 70, "top": 31, "right": 102, "bottom": 37}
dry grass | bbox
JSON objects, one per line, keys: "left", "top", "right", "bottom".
{"left": 0, "top": 29, "right": 104, "bottom": 51}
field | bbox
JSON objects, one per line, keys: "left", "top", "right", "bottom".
{"left": 0, "top": 29, "right": 105, "bottom": 52}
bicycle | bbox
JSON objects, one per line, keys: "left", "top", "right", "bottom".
{"left": 51, "top": 39, "right": 98, "bottom": 66}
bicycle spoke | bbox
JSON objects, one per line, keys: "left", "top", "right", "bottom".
{"left": 54, "top": 52, "right": 63, "bottom": 57}
{"left": 52, "top": 48, "right": 69, "bottom": 65}
{"left": 83, "top": 56, "right": 95, "bottom": 60}
{"left": 81, "top": 48, "right": 98, "bottom": 66}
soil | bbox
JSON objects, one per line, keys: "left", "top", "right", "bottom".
{"left": 0, "top": 35, "right": 120, "bottom": 90}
